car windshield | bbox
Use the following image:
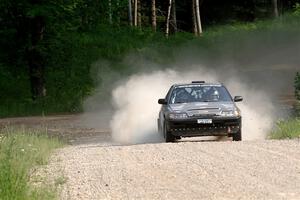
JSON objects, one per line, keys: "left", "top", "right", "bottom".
{"left": 169, "top": 85, "right": 232, "bottom": 104}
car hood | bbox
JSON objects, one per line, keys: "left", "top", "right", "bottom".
{"left": 168, "top": 102, "right": 236, "bottom": 116}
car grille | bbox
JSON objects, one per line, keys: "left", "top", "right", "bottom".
{"left": 169, "top": 119, "right": 240, "bottom": 130}
{"left": 186, "top": 108, "right": 220, "bottom": 117}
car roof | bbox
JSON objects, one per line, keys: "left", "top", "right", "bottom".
{"left": 172, "top": 82, "right": 223, "bottom": 88}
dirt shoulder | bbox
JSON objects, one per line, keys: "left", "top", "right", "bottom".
{"left": 0, "top": 114, "right": 111, "bottom": 145}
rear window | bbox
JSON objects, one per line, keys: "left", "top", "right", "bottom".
{"left": 169, "top": 85, "right": 232, "bottom": 104}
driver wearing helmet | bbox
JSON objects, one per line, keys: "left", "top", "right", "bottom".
{"left": 175, "top": 89, "right": 192, "bottom": 103}
{"left": 204, "top": 88, "right": 220, "bottom": 101}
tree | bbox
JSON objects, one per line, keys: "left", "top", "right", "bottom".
{"left": 133, "top": 0, "right": 141, "bottom": 27}
{"left": 192, "top": 0, "right": 198, "bottom": 35}
{"left": 128, "top": 0, "right": 133, "bottom": 25}
{"left": 109, "top": 0, "right": 113, "bottom": 24}
{"left": 191, "top": 0, "right": 203, "bottom": 36}
{"left": 273, "top": 0, "right": 279, "bottom": 17}
{"left": 134, "top": 0, "right": 138, "bottom": 26}
{"left": 195, "top": 0, "right": 202, "bottom": 36}
{"left": 151, "top": 0, "right": 157, "bottom": 31}
{"left": 137, "top": 0, "right": 142, "bottom": 27}
{"left": 172, "top": 0, "right": 177, "bottom": 32}
{"left": 27, "top": 14, "right": 46, "bottom": 100}
{"left": 165, "top": 0, "right": 173, "bottom": 37}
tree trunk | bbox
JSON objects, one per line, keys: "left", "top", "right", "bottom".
{"left": 137, "top": 0, "right": 142, "bottom": 28}
{"left": 116, "top": 0, "right": 120, "bottom": 25}
{"left": 165, "top": 0, "right": 172, "bottom": 37}
{"left": 192, "top": 0, "right": 198, "bottom": 35}
{"left": 151, "top": 0, "right": 156, "bottom": 31}
{"left": 172, "top": 0, "right": 177, "bottom": 32}
{"left": 195, "top": 0, "right": 202, "bottom": 36}
{"left": 28, "top": 15, "right": 46, "bottom": 100}
{"left": 109, "top": 0, "right": 113, "bottom": 24}
{"left": 128, "top": 0, "right": 133, "bottom": 25}
{"left": 273, "top": 0, "right": 279, "bottom": 17}
{"left": 134, "top": 0, "right": 138, "bottom": 26}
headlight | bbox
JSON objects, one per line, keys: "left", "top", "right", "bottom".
{"left": 169, "top": 113, "right": 188, "bottom": 119}
{"left": 220, "top": 110, "right": 240, "bottom": 117}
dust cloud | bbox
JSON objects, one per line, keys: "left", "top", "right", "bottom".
{"left": 110, "top": 68, "right": 276, "bottom": 144}
{"left": 83, "top": 24, "right": 299, "bottom": 144}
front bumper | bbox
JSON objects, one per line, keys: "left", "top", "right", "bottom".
{"left": 166, "top": 116, "right": 241, "bottom": 137}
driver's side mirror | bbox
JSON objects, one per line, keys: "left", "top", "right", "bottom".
{"left": 234, "top": 96, "right": 243, "bottom": 102}
{"left": 158, "top": 98, "right": 167, "bottom": 105}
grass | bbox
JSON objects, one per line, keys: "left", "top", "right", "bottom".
{"left": 270, "top": 118, "right": 300, "bottom": 139}
{"left": 0, "top": 128, "right": 63, "bottom": 200}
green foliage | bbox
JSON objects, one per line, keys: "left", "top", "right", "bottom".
{"left": 270, "top": 118, "right": 300, "bottom": 139}
{"left": 0, "top": 25, "right": 176, "bottom": 117}
{"left": 293, "top": 3, "right": 300, "bottom": 16}
{"left": 295, "top": 72, "right": 300, "bottom": 101}
{"left": 1, "top": 0, "right": 300, "bottom": 117}
{"left": 0, "top": 128, "right": 62, "bottom": 200}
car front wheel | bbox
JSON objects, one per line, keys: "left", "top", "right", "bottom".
{"left": 233, "top": 129, "right": 242, "bottom": 141}
{"left": 164, "top": 122, "right": 175, "bottom": 143}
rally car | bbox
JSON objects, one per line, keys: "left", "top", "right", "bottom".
{"left": 157, "top": 81, "right": 243, "bottom": 142}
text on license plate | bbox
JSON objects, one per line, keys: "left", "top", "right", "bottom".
{"left": 197, "top": 119, "right": 212, "bottom": 124}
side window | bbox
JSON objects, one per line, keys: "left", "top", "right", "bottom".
{"left": 170, "top": 90, "right": 176, "bottom": 104}
{"left": 165, "top": 87, "right": 174, "bottom": 103}
{"left": 217, "top": 87, "right": 232, "bottom": 101}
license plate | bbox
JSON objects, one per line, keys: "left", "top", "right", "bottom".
{"left": 197, "top": 119, "right": 212, "bottom": 124}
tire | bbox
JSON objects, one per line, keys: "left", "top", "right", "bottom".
{"left": 175, "top": 136, "right": 181, "bottom": 140}
{"left": 164, "top": 122, "right": 175, "bottom": 143}
{"left": 233, "top": 129, "right": 242, "bottom": 141}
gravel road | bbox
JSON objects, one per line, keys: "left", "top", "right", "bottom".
{"left": 2, "top": 115, "right": 300, "bottom": 199}
{"left": 54, "top": 139, "right": 300, "bottom": 200}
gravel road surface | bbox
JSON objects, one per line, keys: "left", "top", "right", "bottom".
{"left": 54, "top": 139, "right": 300, "bottom": 200}
{"left": 2, "top": 115, "right": 299, "bottom": 199}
